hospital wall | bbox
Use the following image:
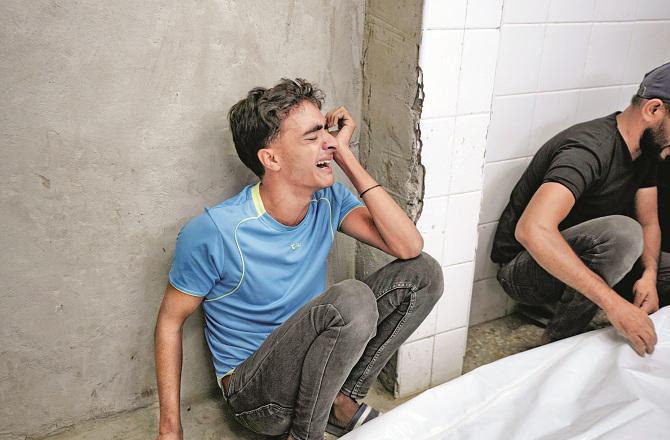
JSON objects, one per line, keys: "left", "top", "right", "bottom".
{"left": 0, "top": 1, "right": 365, "bottom": 437}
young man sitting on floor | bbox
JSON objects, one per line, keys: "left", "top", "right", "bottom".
{"left": 154, "top": 78, "right": 443, "bottom": 440}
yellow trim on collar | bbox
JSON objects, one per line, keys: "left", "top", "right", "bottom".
{"left": 251, "top": 182, "right": 266, "bottom": 216}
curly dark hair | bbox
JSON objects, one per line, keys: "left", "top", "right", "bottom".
{"left": 228, "top": 78, "right": 325, "bottom": 178}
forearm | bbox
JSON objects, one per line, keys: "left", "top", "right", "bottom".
{"left": 155, "top": 319, "right": 184, "bottom": 435}
{"left": 519, "top": 226, "right": 625, "bottom": 312}
{"left": 640, "top": 223, "right": 661, "bottom": 279}
{"left": 336, "top": 148, "right": 422, "bottom": 257}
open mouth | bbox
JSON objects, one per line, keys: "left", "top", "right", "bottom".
{"left": 316, "top": 159, "right": 332, "bottom": 169}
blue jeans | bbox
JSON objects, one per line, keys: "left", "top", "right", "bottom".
{"left": 497, "top": 215, "right": 670, "bottom": 340}
{"left": 223, "top": 253, "right": 443, "bottom": 440}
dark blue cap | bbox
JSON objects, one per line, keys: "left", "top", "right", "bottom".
{"left": 637, "top": 61, "right": 670, "bottom": 103}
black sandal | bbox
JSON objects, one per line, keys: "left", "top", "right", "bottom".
{"left": 325, "top": 403, "right": 380, "bottom": 437}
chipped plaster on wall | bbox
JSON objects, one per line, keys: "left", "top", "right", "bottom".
{"left": 357, "top": 0, "right": 425, "bottom": 395}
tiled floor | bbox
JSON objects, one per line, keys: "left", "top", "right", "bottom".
{"left": 463, "top": 311, "right": 545, "bottom": 374}
{"left": 43, "top": 312, "right": 609, "bottom": 440}
{"left": 463, "top": 309, "right": 610, "bottom": 374}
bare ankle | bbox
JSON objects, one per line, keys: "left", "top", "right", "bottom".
{"left": 331, "top": 392, "right": 359, "bottom": 426}
{"left": 333, "top": 392, "right": 352, "bottom": 406}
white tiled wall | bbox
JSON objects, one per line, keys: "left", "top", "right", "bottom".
{"left": 449, "top": 114, "right": 489, "bottom": 192}
{"left": 421, "top": 117, "right": 456, "bottom": 197}
{"left": 420, "top": 31, "right": 462, "bottom": 119}
{"left": 402, "top": 0, "right": 670, "bottom": 397}
{"left": 396, "top": 337, "right": 433, "bottom": 396}
{"left": 456, "top": 30, "right": 499, "bottom": 114}
{"left": 431, "top": 327, "right": 468, "bottom": 386}
{"left": 397, "top": 0, "right": 501, "bottom": 397}
{"left": 436, "top": 262, "right": 475, "bottom": 332}
{"left": 443, "top": 192, "right": 481, "bottom": 265}
{"left": 472, "top": 0, "right": 670, "bottom": 328}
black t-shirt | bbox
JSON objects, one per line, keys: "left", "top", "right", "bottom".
{"left": 659, "top": 159, "right": 670, "bottom": 253}
{"left": 491, "top": 113, "right": 658, "bottom": 264}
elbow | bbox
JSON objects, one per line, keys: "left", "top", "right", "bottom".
{"left": 154, "top": 310, "right": 183, "bottom": 341}
{"left": 395, "top": 236, "right": 424, "bottom": 260}
{"left": 515, "top": 217, "right": 553, "bottom": 250}
{"left": 396, "top": 249, "right": 422, "bottom": 260}
{"left": 514, "top": 219, "right": 534, "bottom": 248}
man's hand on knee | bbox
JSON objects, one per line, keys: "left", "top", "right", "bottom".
{"left": 606, "top": 300, "right": 658, "bottom": 356}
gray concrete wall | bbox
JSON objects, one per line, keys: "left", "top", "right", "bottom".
{"left": 357, "top": 0, "right": 424, "bottom": 394}
{"left": 0, "top": 1, "right": 364, "bottom": 437}
{"left": 357, "top": 0, "right": 424, "bottom": 278}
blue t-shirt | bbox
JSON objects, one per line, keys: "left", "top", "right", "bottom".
{"left": 169, "top": 181, "right": 363, "bottom": 378}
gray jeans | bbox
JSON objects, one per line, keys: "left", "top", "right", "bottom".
{"left": 497, "top": 215, "right": 670, "bottom": 340}
{"left": 223, "top": 253, "right": 443, "bottom": 440}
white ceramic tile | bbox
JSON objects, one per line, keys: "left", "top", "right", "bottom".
{"left": 396, "top": 337, "right": 433, "bottom": 397}
{"left": 623, "top": 22, "right": 670, "bottom": 84}
{"left": 577, "top": 87, "right": 625, "bottom": 122}
{"left": 457, "top": 29, "right": 499, "bottom": 114}
{"left": 421, "top": 117, "right": 455, "bottom": 197}
{"left": 474, "top": 222, "right": 498, "bottom": 282}
{"left": 406, "top": 308, "right": 437, "bottom": 343}
{"left": 636, "top": 0, "right": 670, "bottom": 20}
{"left": 493, "top": 25, "right": 545, "bottom": 95}
{"left": 422, "top": 117, "right": 456, "bottom": 149}
{"left": 618, "top": 84, "right": 639, "bottom": 109}
{"left": 486, "top": 94, "right": 536, "bottom": 162}
{"left": 436, "top": 262, "right": 475, "bottom": 333}
{"left": 449, "top": 114, "right": 489, "bottom": 193}
{"left": 479, "top": 158, "right": 528, "bottom": 224}
{"left": 529, "top": 89, "right": 581, "bottom": 151}
{"left": 502, "top": 0, "right": 550, "bottom": 24}
{"left": 547, "top": 0, "right": 595, "bottom": 22}
{"left": 582, "top": 23, "right": 634, "bottom": 88}
{"left": 417, "top": 196, "right": 448, "bottom": 233}
{"left": 431, "top": 327, "right": 468, "bottom": 386}
{"left": 538, "top": 24, "right": 590, "bottom": 91}
{"left": 420, "top": 30, "right": 464, "bottom": 118}
{"left": 443, "top": 191, "right": 481, "bottom": 265}
{"left": 422, "top": 231, "right": 445, "bottom": 264}
{"left": 423, "top": 155, "right": 452, "bottom": 198}
{"left": 469, "top": 278, "right": 509, "bottom": 325}
{"left": 423, "top": 0, "right": 468, "bottom": 29}
{"left": 465, "top": 0, "right": 503, "bottom": 29}
{"left": 593, "top": 0, "right": 638, "bottom": 22}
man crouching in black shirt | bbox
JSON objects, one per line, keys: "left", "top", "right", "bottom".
{"left": 491, "top": 62, "right": 670, "bottom": 356}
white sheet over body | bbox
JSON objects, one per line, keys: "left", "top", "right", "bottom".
{"left": 345, "top": 306, "right": 670, "bottom": 440}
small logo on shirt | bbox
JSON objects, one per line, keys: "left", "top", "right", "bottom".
{"left": 289, "top": 242, "right": 302, "bottom": 251}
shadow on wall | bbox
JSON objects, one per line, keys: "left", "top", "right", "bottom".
{"left": 156, "top": 110, "right": 258, "bottom": 401}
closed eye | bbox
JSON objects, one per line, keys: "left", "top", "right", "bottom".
{"left": 302, "top": 123, "right": 325, "bottom": 138}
